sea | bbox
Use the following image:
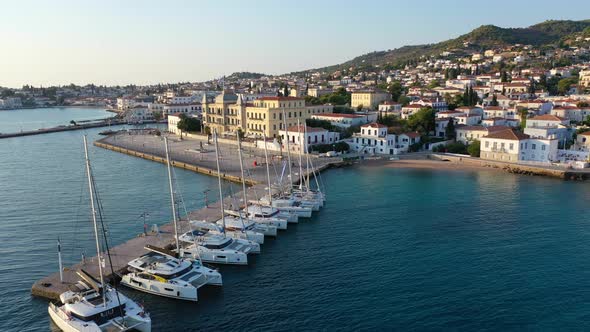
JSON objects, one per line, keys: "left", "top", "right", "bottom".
{"left": 2, "top": 108, "right": 590, "bottom": 331}
{"left": 0, "top": 106, "right": 113, "bottom": 134}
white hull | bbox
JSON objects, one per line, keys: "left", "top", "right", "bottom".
{"left": 48, "top": 296, "right": 151, "bottom": 332}
{"left": 275, "top": 206, "right": 312, "bottom": 218}
{"left": 121, "top": 274, "right": 199, "bottom": 301}
{"left": 225, "top": 230, "right": 265, "bottom": 244}
{"left": 180, "top": 245, "right": 249, "bottom": 265}
{"left": 252, "top": 217, "right": 288, "bottom": 230}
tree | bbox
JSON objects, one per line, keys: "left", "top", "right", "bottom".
{"left": 387, "top": 81, "right": 404, "bottom": 101}
{"left": 490, "top": 94, "right": 499, "bottom": 107}
{"left": 407, "top": 107, "right": 435, "bottom": 135}
{"left": 237, "top": 128, "right": 245, "bottom": 139}
{"left": 501, "top": 70, "right": 508, "bottom": 83}
{"left": 518, "top": 108, "right": 529, "bottom": 130}
{"left": 445, "top": 117, "right": 456, "bottom": 140}
{"left": 467, "top": 140, "right": 481, "bottom": 157}
{"left": 153, "top": 111, "right": 163, "bottom": 122}
{"left": 176, "top": 115, "right": 201, "bottom": 137}
{"left": 356, "top": 104, "right": 364, "bottom": 112}
{"left": 557, "top": 77, "right": 578, "bottom": 95}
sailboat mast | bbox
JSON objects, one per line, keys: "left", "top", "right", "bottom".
{"left": 213, "top": 131, "right": 226, "bottom": 233}
{"left": 282, "top": 108, "right": 293, "bottom": 191}
{"left": 237, "top": 134, "right": 248, "bottom": 209}
{"left": 82, "top": 135, "right": 106, "bottom": 306}
{"left": 164, "top": 137, "right": 180, "bottom": 251}
{"left": 297, "top": 119, "right": 304, "bottom": 190}
{"left": 262, "top": 134, "right": 273, "bottom": 203}
{"left": 304, "top": 124, "right": 311, "bottom": 192}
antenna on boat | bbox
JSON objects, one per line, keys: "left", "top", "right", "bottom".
{"left": 164, "top": 137, "right": 180, "bottom": 252}
{"left": 83, "top": 135, "right": 106, "bottom": 307}
{"left": 213, "top": 130, "right": 226, "bottom": 234}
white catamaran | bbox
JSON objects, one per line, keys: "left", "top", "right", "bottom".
{"left": 120, "top": 137, "right": 222, "bottom": 301}
{"left": 48, "top": 136, "right": 151, "bottom": 332}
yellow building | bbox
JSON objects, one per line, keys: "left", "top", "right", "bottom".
{"left": 203, "top": 91, "right": 246, "bottom": 135}
{"left": 244, "top": 97, "right": 332, "bottom": 138}
{"left": 580, "top": 70, "right": 590, "bottom": 89}
{"left": 351, "top": 90, "right": 391, "bottom": 110}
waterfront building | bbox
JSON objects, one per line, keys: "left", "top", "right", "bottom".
{"left": 524, "top": 114, "right": 571, "bottom": 142}
{"left": 480, "top": 128, "right": 558, "bottom": 163}
{"left": 123, "top": 105, "right": 152, "bottom": 122}
{"left": 244, "top": 96, "right": 332, "bottom": 138}
{"left": 456, "top": 125, "right": 510, "bottom": 144}
{"left": 149, "top": 102, "right": 201, "bottom": 116}
{"left": 351, "top": 90, "right": 391, "bottom": 110}
{"left": 278, "top": 125, "right": 340, "bottom": 153}
{"left": 0, "top": 97, "right": 23, "bottom": 109}
{"left": 349, "top": 123, "right": 398, "bottom": 155}
{"left": 202, "top": 91, "right": 245, "bottom": 135}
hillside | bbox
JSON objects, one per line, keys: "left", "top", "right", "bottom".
{"left": 298, "top": 19, "right": 590, "bottom": 74}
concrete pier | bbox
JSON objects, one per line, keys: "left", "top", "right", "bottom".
{"left": 31, "top": 132, "right": 343, "bottom": 300}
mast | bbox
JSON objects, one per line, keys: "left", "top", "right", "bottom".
{"left": 164, "top": 137, "right": 180, "bottom": 251}
{"left": 237, "top": 134, "right": 248, "bottom": 211}
{"left": 213, "top": 131, "right": 226, "bottom": 233}
{"left": 304, "top": 124, "right": 311, "bottom": 192}
{"left": 281, "top": 108, "right": 293, "bottom": 192}
{"left": 262, "top": 134, "right": 273, "bottom": 203}
{"left": 83, "top": 135, "right": 106, "bottom": 306}
{"left": 297, "top": 119, "right": 304, "bottom": 190}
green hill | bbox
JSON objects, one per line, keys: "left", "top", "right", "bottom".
{"left": 298, "top": 19, "right": 590, "bottom": 74}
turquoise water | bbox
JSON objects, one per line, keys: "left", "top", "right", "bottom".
{"left": 0, "top": 107, "right": 113, "bottom": 133}
{"left": 2, "top": 124, "right": 590, "bottom": 330}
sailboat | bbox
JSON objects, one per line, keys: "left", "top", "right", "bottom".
{"left": 48, "top": 136, "right": 151, "bottom": 332}
{"left": 120, "top": 137, "right": 222, "bottom": 301}
{"left": 223, "top": 133, "right": 289, "bottom": 231}
{"left": 253, "top": 121, "right": 313, "bottom": 218}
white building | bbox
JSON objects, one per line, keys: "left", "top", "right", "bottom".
{"left": 523, "top": 114, "right": 571, "bottom": 142}
{"left": 480, "top": 128, "right": 558, "bottom": 163}
{"left": 311, "top": 113, "right": 371, "bottom": 128}
{"left": 123, "top": 105, "right": 152, "bottom": 122}
{"left": 149, "top": 103, "right": 201, "bottom": 116}
{"left": 278, "top": 125, "right": 340, "bottom": 152}
{"left": 349, "top": 123, "right": 399, "bottom": 155}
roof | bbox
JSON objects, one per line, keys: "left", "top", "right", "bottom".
{"left": 401, "top": 132, "right": 421, "bottom": 138}
{"left": 438, "top": 110, "right": 463, "bottom": 114}
{"left": 484, "top": 106, "right": 504, "bottom": 111}
{"left": 402, "top": 104, "right": 423, "bottom": 109}
{"left": 484, "top": 128, "right": 529, "bottom": 141}
{"left": 258, "top": 96, "right": 304, "bottom": 101}
{"left": 361, "top": 123, "right": 387, "bottom": 129}
{"left": 285, "top": 125, "right": 326, "bottom": 133}
{"left": 529, "top": 114, "right": 565, "bottom": 121}
{"left": 313, "top": 113, "right": 365, "bottom": 119}
{"left": 579, "top": 131, "right": 590, "bottom": 136}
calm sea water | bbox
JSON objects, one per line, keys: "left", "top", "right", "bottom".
{"left": 0, "top": 106, "right": 112, "bottom": 133}
{"left": 2, "top": 111, "right": 590, "bottom": 330}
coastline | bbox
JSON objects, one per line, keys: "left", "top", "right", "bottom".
{"left": 354, "top": 154, "right": 590, "bottom": 180}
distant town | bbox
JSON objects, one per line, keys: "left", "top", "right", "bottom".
{"left": 3, "top": 20, "right": 590, "bottom": 169}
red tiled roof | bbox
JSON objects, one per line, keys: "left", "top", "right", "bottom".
{"left": 484, "top": 128, "right": 529, "bottom": 141}
{"left": 402, "top": 132, "right": 421, "bottom": 138}
{"left": 484, "top": 106, "right": 504, "bottom": 110}
{"left": 529, "top": 114, "right": 565, "bottom": 121}
{"left": 579, "top": 131, "right": 590, "bottom": 136}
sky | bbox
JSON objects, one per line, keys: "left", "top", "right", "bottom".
{"left": 1, "top": 0, "right": 590, "bottom": 88}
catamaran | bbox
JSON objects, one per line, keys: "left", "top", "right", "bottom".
{"left": 120, "top": 137, "right": 222, "bottom": 301}
{"left": 178, "top": 227, "right": 259, "bottom": 265}
{"left": 48, "top": 136, "right": 151, "bottom": 332}
{"left": 121, "top": 245, "right": 222, "bottom": 301}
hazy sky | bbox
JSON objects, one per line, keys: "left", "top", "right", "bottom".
{"left": 1, "top": 0, "right": 589, "bottom": 88}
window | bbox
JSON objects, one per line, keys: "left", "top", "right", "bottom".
{"left": 541, "top": 145, "right": 546, "bottom": 151}
{"left": 532, "top": 144, "right": 536, "bottom": 150}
